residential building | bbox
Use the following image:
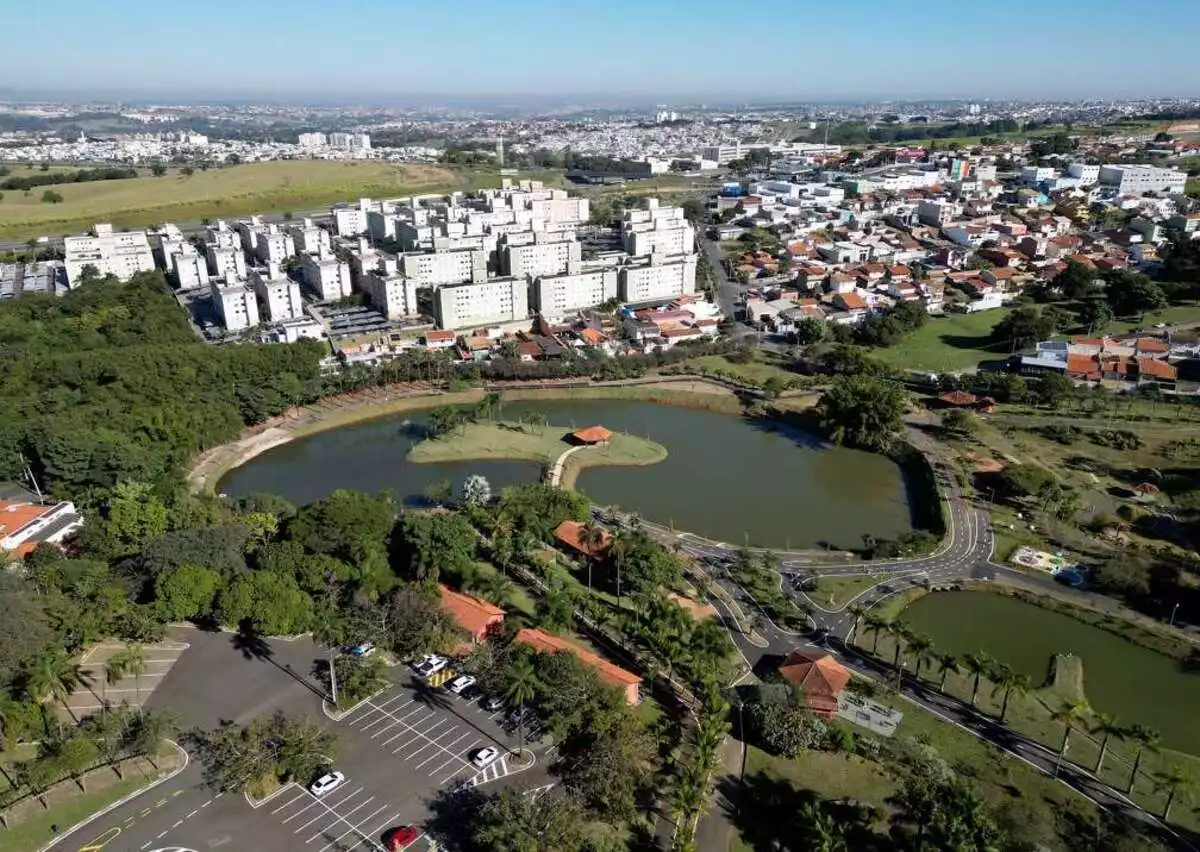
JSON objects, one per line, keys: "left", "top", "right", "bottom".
{"left": 252, "top": 227, "right": 296, "bottom": 266}
{"left": 1098, "top": 165, "right": 1187, "bottom": 196}
{"left": 206, "top": 244, "right": 247, "bottom": 282}
{"left": 0, "top": 498, "right": 84, "bottom": 562}
{"left": 1068, "top": 163, "right": 1101, "bottom": 186}
{"left": 619, "top": 254, "right": 697, "bottom": 303}
{"left": 299, "top": 252, "right": 352, "bottom": 301}
{"left": 435, "top": 278, "right": 528, "bottom": 330}
{"left": 917, "top": 200, "right": 958, "bottom": 227}
{"left": 63, "top": 223, "right": 155, "bottom": 284}
{"left": 297, "top": 132, "right": 327, "bottom": 148}
{"left": 291, "top": 219, "right": 331, "bottom": 255}
{"left": 503, "top": 236, "right": 582, "bottom": 278}
{"left": 532, "top": 268, "right": 619, "bottom": 316}
{"left": 170, "top": 246, "right": 208, "bottom": 289}
{"left": 439, "top": 585, "right": 505, "bottom": 646}
{"left": 211, "top": 281, "right": 260, "bottom": 331}
{"left": 361, "top": 268, "right": 420, "bottom": 320}
{"left": 329, "top": 132, "right": 371, "bottom": 151}
{"left": 332, "top": 200, "right": 376, "bottom": 236}
{"left": 249, "top": 268, "right": 303, "bottom": 321}
{"left": 401, "top": 249, "right": 488, "bottom": 286}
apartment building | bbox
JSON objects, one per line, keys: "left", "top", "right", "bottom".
{"left": 291, "top": 219, "right": 331, "bottom": 255}
{"left": 400, "top": 249, "right": 487, "bottom": 286}
{"left": 171, "top": 246, "right": 208, "bottom": 289}
{"left": 206, "top": 244, "right": 247, "bottom": 282}
{"left": 361, "top": 269, "right": 420, "bottom": 320}
{"left": 299, "top": 252, "right": 352, "bottom": 301}
{"left": 249, "top": 268, "right": 303, "bottom": 321}
{"left": 503, "top": 235, "right": 581, "bottom": 278}
{"left": 329, "top": 132, "right": 371, "bottom": 151}
{"left": 298, "top": 132, "right": 327, "bottom": 148}
{"left": 211, "top": 281, "right": 260, "bottom": 331}
{"left": 253, "top": 227, "right": 296, "bottom": 266}
{"left": 1098, "top": 165, "right": 1187, "bottom": 196}
{"left": 1068, "top": 163, "right": 1101, "bottom": 186}
{"left": 332, "top": 199, "right": 378, "bottom": 236}
{"left": 532, "top": 268, "right": 619, "bottom": 316}
{"left": 63, "top": 223, "right": 155, "bottom": 285}
{"left": 625, "top": 219, "right": 694, "bottom": 257}
{"left": 619, "top": 255, "right": 697, "bottom": 303}
{"left": 435, "top": 278, "right": 529, "bottom": 330}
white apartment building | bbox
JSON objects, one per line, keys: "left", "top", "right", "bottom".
{"left": 249, "top": 268, "right": 303, "bottom": 322}
{"left": 291, "top": 220, "right": 331, "bottom": 255}
{"left": 211, "top": 281, "right": 260, "bottom": 331}
{"left": 206, "top": 244, "right": 246, "bottom": 282}
{"left": 503, "top": 236, "right": 581, "bottom": 278}
{"left": 361, "top": 270, "right": 420, "bottom": 320}
{"left": 625, "top": 219, "right": 694, "bottom": 257}
{"left": 1068, "top": 163, "right": 1101, "bottom": 186}
{"left": 1019, "top": 166, "right": 1057, "bottom": 186}
{"left": 435, "top": 278, "right": 528, "bottom": 330}
{"left": 329, "top": 132, "right": 371, "bottom": 151}
{"left": 299, "top": 253, "right": 352, "bottom": 301}
{"left": 63, "top": 223, "right": 155, "bottom": 285}
{"left": 917, "top": 200, "right": 959, "bottom": 227}
{"left": 400, "top": 249, "right": 487, "bottom": 286}
{"left": 528, "top": 195, "right": 589, "bottom": 225}
{"left": 254, "top": 228, "right": 296, "bottom": 265}
{"left": 205, "top": 223, "right": 240, "bottom": 251}
{"left": 619, "top": 255, "right": 697, "bottom": 304}
{"left": 171, "top": 247, "right": 208, "bottom": 289}
{"left": 1098, "top": 165, "right": 1187, "bottom": 196}
{"left": 368, "top": 210, "right": 400, "bottom": 242}
{"left": 298, "top": 132, "right": 328, "bottom": 148}
{"left": 532, "top": 268, "right": 619, "bottom": 316}
{"left": 332, "top": 200, "right": 377, "bottom": 236}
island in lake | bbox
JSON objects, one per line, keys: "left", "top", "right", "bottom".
{"left": 407, "top": 420, "right": 667, "bottom": 488}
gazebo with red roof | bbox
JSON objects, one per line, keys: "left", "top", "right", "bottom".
{"left": 570, "top": 425, "right": 613, "bottom": 445}
{"left": 778, "top": 650, "right": 851, "bottom": 719}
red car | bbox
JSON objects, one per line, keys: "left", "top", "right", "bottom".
{"left": 385, "top": 825, "right": 420, "bottom": 850}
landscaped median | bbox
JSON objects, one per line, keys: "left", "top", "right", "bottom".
{"left": 407, "top": 419, "right": 667, "bottom": 486}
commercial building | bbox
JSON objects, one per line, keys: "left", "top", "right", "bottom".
{"left": 400, "top": 249, "right": 487, "bottom": 286}
{"left": 502, "top": 235, "right": 581, "bottom": 278}
{"left": 514, "top": 627, "right": 640, "bottom": 706}
{"left": 1098, "top": 165, "right": 1188, "bottom": 196}
{"left": 435, "top": 277, "right": 528, "bottom": 330}
{"left": 265, "top": 317, "right": 325, "bottom": 344}
{"left": 532, "top": 268, "right": 619, "bottom": 316}
{"left": 63, "top": 223, "right": 155, "bottom": 285}
{"left": 211, "top": 281, "right": 260, "bottom": 331}
{"left": 249, "top": 268, "right": 303, "bottom": 322}
{"left": 619, "top": 254, "right": 697, "bottom": 303}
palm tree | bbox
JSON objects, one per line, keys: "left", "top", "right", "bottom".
{"left": 1126, "top": 724, "right": 1161, "bottom": 795}
{"left": 887, "top": 620, "right": 910, "bottom": 678}
{"left": 125, "top": 709, "right": 175, "bottom": 769}
{"left": 1050, "top": 699, "right": 1092, "bottom": 775}
{"left": 863, "top": 615, "right": 888, "bottom": 655}
{"left": 962, "top": 652, "right": 993, "bottom": 709}
{"left": 311, "top": 610, "right": 346, "bottom": 709}
{"left": 1091, "top": 713, "right": 1125, "bottom": 777}
{"left": 934, "top": 653, "right": 960, "bottom": 693}
{"left": 990, "top": 664, "right": 1030, "bottom": 722}
{"left": 906, "top": 633, "right": 935, "bottom": 682}
{"left": 25, "top": 650, "right": 81, "bottom": 731}
{"left": 106, "top": 645, "right": 148, "bottom": 716}
{"left": 1153, "top": 765, "right": 1192, "bottom": 822}
{"left": 846, "top": 603, "right": 868, "bottom": 641}
{"left": 502, "top": 659, "right": 540, "bottom": 757}
{"left": 579, "top": 520, "right": 606, "bottom": 590}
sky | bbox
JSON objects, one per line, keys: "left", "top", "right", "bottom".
{"left": 3, "top": 0, "right": 1198, "bottom": 104}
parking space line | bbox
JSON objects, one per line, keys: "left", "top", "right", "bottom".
{"left": 428, "top": 753, "right": 461, "bottom": 777}
{"left": 281, "top": 799, "right": 323, "bottom": 824}
{"left": 355, "top": 697, "right": 475, "bottom": 774}
{"left": 294, "top": 789, "right": 366, "bottom": 832}
{"left": 310, "top": 803, "right": 389, "bottom": 848}
{"left": 404, "top": 724, "right": 453, "bottom": 759}
{"left": 303, "top": 797, "right": 381, "bottom": 840}
{"left": 271, "top": 790, "right": 308, "bottom": 814}
{"left": 274, "top": 790, "right": 387, "bottom": 852}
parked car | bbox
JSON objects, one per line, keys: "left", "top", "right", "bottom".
{"left": 347, "top": 642, "right": 375, "bottom": 657}
{"left": 447, "top": 674, "right": 476, "bottom": 695}
{"left": 471, "top": 746, "right": 499, "bottom": 768}
{"left": 415, "top": 655, "right": 448, "bottom": 677}
{"left": 384, "top": 825, "right": 421, "bottom": 850}
{"left": 309, "top": 770, "right": 346, "bottom": 797}
{"left": 483, "top": 695, "right": 504, "bottom": 712}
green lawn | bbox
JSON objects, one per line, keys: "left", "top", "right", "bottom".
{"left": 673, "top": 352, "right": 801, "bottom": 388}
{"left": 470, "top": 561, "right": 536, "bottom": 617}
{"left": 809, "top": 575, "right": 883, "bottom": 610}
{"left": 0, "top": 160, "right": 495, "bottom": 240}
{"left": 874, "top": 310, "right": 1014, "bottom": 372}
{"left": 0, "top": 775, "right": 151, "bottom": 852}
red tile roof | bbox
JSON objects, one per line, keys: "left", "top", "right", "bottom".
{"left": 439, "top": 585, "right": 505, "bottom": 640}
{"left": 939, "top": 390, "right": 979, "bottom": 407}
{"left": 1138, "top": 358, "right": 1177, "bottom": 381}
{"left": 834, "top": 292, "right": 867, "bottom": 311}
{"left": 1134, "top": 338, "right": 1169, "bottom": 354}
{"left": 571, "top": 426, "right": 613, "bottom": 444}
{"left": 514, "top": 627, "right": 642, "bottom": 689}
{"left": 554, "top": 520, "right": 613, "bottom": 559}
{"left": 778, "top": 651, "right": 850, "bottom": 717}
{"left": 425, "top": 330, "right": 455, "bottom": 342}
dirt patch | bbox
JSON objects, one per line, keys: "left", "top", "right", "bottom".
{"left": 669, "top": 591, "right": 717, "bottom": 621}
{"left": 962, "top": 451, "right": 1004, "bottom": 473}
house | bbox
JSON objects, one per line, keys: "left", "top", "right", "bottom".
{"left": 832, "top": 291, "right": 868, "bottom": 320}
{"left": 439, "top": 585, "right": 505, "bottom": 646}
{"left": 554, "top": 519, "right": 613, "bottom": 559}
{"left": 0, "top": 498, "right": 85, "bottom": 562}
{"left": 458, "top": 336, "right": 494, "bottom": 361}
{"left": 515, "top": 627, "right": 641, "bottom": 705}
{"left": 424, "top": 330, "right": 456, "bottom": 349}
{"left": 778, "top": 650, "right": 851, "bottom": 719}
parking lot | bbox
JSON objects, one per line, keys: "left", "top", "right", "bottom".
{"left": 263, "top": 781, "right": 421, "bottom": 852}
{"left": 66, "top": 639, "right": 190, "bottom": 719}
{"left": 336, "top": 677, "right": 525, "bottom": 789}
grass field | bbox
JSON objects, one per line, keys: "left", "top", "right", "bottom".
{"left": 809, "top": 575, "right": 885, "bottom": 610}
{"left": 0, "top": 776, "right": 150, "bottom": 852}
{"left": 0, "top": 160, "right": 493, "bottom": 240}
{"left": 673, "top": 352, "right": 801, "bottom": 387}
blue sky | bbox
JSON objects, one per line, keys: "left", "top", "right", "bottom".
{"left": 3, "top": 0, "right": 1198, "bottom": 102}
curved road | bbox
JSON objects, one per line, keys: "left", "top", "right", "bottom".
{"left": 598, "top": 426, "right": 1193, "bottom": 851}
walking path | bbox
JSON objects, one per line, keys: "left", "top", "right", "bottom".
{"left": 546, "top": 445, "right": 586, "bottom": 487}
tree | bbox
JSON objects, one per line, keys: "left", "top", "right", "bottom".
{"left": 1053, "top": 259, "right": 1099, "bottom": 300}
{"left": 846, "top": 603, "right": 867, "bottom": 642}
{"left": 424, "top": 479, "right": 452, "bottom": 507}
{"left": 1091, "top": 713, "right": 1126, "bottom": 776}
{"left": 1126, "top": 724, "right": 1161, "bottom": 794}
{"left": 817, "top": 375, "right": 906, "bottom": 451}
{"left": 41, "top": 190, "right": 63, "bottom": 204}
{"left": 385, "top": 585, "right": 459, "bottom": 659}
{"left": 151, "top": 164, "right": 167, "bottom": 177}
{"left": 1051, "top": 699, "right": 1092, "bottom": 774}
{"left": 1034, "top": 373, "right": 1075, "bottom": 409}
{"left": 106, "top": 644, "right": 149, "bottom": 715}
{"left": 891, "top": 774, "right": 1001, "bottom": 851}
{"left": 1104, "top": 269, "right": 1167, "bottom": 318}
{"left": 473, "top": 788, "right": 587, "bottom": 852}
{"left": 311, "top": 608, "right": 348, "bottom": 708}
{"left": 154, "top": 563, "right": 222, "bottom": 622}
{"left": 181, "top": 166, "right": 195, "bottom": 177}
{"left": 59, "top": 735, "right": 99, "bottom": 792}
{"left": 104, "top": 480, "right": 169, "bottom": 556}
{"left": 502, "top": 658, "right": 540, "bottom": 756}
{"left": 990, "top": 663, "right": 1030, "bottom": 722}
{"left": 863, "top": 615, "right": 888, "bottom": 654}
{"left": 747, "top": 701, "right": 828, "bottom": 758}
{"left": 907, "top": 633, "right": 935, "bottom": 682}
{"left": 935, "top": 653, "right": 960, "bottom": 693}
{"left": 536, "top": 589, "right": 575, "bottom": 634}
{"left": 462, "top": 474, "right": 492, "bottom": 507}
{"left": 218, "top": 571, "right": 312, "bottom": 636}
{"left": 24, "top": 650, "right": 81, "bottom": 731}
{"left": 1079, "top": 298, "right": 1114, "bottom": 333}
{"left": 962, "top": 652, "right": 993, "bottom": 708}
{"left": 761, "top": 376, "right": 786, "bottom": 399}
{"left": 793, "top": 316, "right": 826, "bottom": 345}
{"left": 124, "top": 709, "right": 174, "bottom": 768}
{"left": 992, "top": 305, "right": 1056, "bottom": 351}
{"left": 940, "top": 408, "right": 979, "bottom": 438}
{"left": 1153, "top": 766, "right": 1192, "bottom": 822}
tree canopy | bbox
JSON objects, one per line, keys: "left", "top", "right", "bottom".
{"left": 817, "top": 375, "right": 907, "bottom": 451}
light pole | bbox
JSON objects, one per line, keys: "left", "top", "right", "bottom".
{"left": 1169, "top": 602, "right": 1181, "bottom": 628}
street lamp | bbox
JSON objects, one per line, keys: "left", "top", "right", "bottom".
{"left": 1169, "top": 602, "right": 1181, "bottom": 628}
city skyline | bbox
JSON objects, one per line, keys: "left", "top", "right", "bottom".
{"left": 3, "top": 0, "right": 1199, "bottom": 102}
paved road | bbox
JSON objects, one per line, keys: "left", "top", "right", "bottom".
{"left": 46, "top": 629, "right": 551, "bottom": 852}
{"left": 694, "top": 231, "right": 755, "bottom": 340}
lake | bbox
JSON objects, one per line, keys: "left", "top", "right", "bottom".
{"left": 218, "top": 399, "right": 915, "bottom": 550}
{"left": 904, "top": 591, "right": 1200, "bottom": 753}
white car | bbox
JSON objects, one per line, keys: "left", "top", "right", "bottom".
{"left": 447, "top": 675, "right": 476, "bottom": 695}
{"left": 471, "top": 746, "right": 499, "bottom": 768}
{"left": 416, "top": 656, "right": 448, "bottom": 678}
{"left": 309, "top": 770, "right": 345, "bottom": 797}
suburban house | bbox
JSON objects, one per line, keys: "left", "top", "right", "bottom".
{"left": 778, "top": 650, "right": 851, "bottom": 719}
{"left": 554, "top": 519, "right": 613, "bottom": 560}
{"left": 514, "top": 627, "right": 641, "bottom": 705}
{"left": 0, "top": 497, "right": 85, "bottom": 563}
{"left": 439, "top": 585, "right": 505, "bottom": 647}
